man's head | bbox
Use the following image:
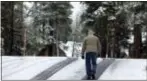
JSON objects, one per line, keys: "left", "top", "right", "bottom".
{"left": 88, "top": 28, "right": 94, "bottom": 35}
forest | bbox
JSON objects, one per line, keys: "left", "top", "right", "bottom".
{"left": 1, "top": 1, "right": 147, "bottom": 58}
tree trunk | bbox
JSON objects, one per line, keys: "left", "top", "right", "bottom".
{"left": 54, "top": 17, "right": 59, "bottom": 56}
{"left": 72, "top": 34, "right": 75, "bottom": 57}
{"left": 56, "top": 20, "right": 59, "bottom": 56}
{"left": 114, "top": 22, "right": 120, "bottom": 58}
{"left": 134, "top": 24, "right": 142, "bottom": 58}
{"left": 10, "top": 2, "right": 14, "bottom": 55}
{"left": 20, "top": 2, "right": 26, "bottom": 56}
{"left": 146, "top": 28, "right": 147, "bottom": 54}
{"left": 42, "top": 21, "right": 45, "bottom": 43}
{"left": 106, "top": 24, "right": 109, "bottom": 58}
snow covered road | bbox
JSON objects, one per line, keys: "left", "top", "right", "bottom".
{"left": 31, "top": 57, "right": 77, "bottom": 80}
{"left": 48, "top": 58, "right": 103, "bottom": 80}
{"left": 2, "top": 57, "right": 67, "bottom": 80}
{"left": 1, "top": 56, "right": 147, "bottom": 80}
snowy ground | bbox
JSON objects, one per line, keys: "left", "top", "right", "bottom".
{"left": 2, "top": 56, "right": 66, "bottom": 80}
{"left": 48, "top": 58, "right": 103, "bottom": 80}
{"left": 0, "top": 56, "right": 1, "bottom": 80}
{"left": 99, "top": 59, "right": 147, "bottom": 80}
{"left": 1, "top": 56, "right": 147, "bottom": 80}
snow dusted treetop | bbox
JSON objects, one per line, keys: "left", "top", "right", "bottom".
{"left": 107, "top": 16, "right": 116, "bottom": 21}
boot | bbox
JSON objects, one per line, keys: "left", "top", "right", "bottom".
{"left": 87, "top": 75, "right": 91, "bottom": 80}
{"left": 91, "top": 74, "right": 95, "bottom": 80}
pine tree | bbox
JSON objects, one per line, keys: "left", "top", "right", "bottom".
{"left": 1, "top": 1, "right": 14, "bottom": 55}
{"left": 25, "top": 2, "right": 73, "bottom": 55}
{"left": 127, "top": 2, "right": 147, "bottom": 58}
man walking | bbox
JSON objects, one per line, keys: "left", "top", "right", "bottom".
{"left": 81, "top": 28, "right": 101, "bottom": 80}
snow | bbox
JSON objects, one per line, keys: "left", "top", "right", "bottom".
{"left": 60, "top": 41, "right": 82, "bottom": 57}
{"left": 2, "top": 56, "right": 21, "bottom": 62}
{"left": 2, "top": 56, "right": 66, "bottom": 80}
{"left": 2, "top": 56, "right": 147, "bottom": 80}
{"left": 99, "top": 59, "right": 147, "bottom": 80}
{"left": 48, "top": 58, "right": 103, "bottom": 80}
{"left": 108, "top": 16, "right": 116, "bottom": 20}
{"left": 120, "top": 48, "right": 129, "bottom": 56}
{"left": 59, "top": 41, "right": 73, "bottom": 57}
{"left": 65, "top": 41, "right": 74, "bottom": 57}
{"left": 128, "top": 35, "right": 134, "bottom": 44}
{"left": 0, "top": 56, "right": 1, "bottom": 80}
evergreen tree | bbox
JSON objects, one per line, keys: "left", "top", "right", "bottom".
{"left": 127, "top": 2, "right": 147, "bottom": 58}
{"left": 1, "top": 1, "right": 14, "bottom": 55}
{"left": 26, "top": 2, "right": 73, "bottom": 55}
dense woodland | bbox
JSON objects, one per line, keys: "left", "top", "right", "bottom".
{"left": 81, "top": 2, "right": 147, "bottom": 58}
{"left": 1, "top": 1, "right": 147, "bottom": 58}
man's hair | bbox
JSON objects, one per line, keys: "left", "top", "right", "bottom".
{"left": 87, "top": 26, "right": 94, "bottom": 31}
{"left": 85, "top": 25, "right": 95, "bottom": 35}
{"left": 88, "top": 27, "right": 95, "bottom": 34}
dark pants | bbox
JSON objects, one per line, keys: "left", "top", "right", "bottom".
{"left": 85, "top": 52, "right": 97, "bottom": 76}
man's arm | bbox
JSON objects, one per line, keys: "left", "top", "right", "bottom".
{"left": 81, "top": 38, "right": 86, "bottom": 55}
{"left": 97, "top": 37, "right": 102, "bottom": 56}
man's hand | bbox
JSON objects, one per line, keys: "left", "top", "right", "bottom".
{"left": 81, "top": 55, "right": 84, "bottom": 59}
{"left": 97, "top": 54, "right": 100, "bottom": 57}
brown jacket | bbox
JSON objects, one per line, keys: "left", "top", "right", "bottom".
{"left": 81, "top": 35, "right": 101, "bottom": 55}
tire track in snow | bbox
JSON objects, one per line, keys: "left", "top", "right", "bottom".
{"left": 2, "top": 59, "right": 24, "bottom": 69}
{"left": 2, "top": 58, "right": 49, "bottom": 78}
{"left": 3, "top": 57, "right": 46, "bottom": 70}
{"left": 31, "top": 57, "right": 78, "bottom": 80}
{"left": 2, "top": 57, "right": 23, "bottom": 64}
{"left": 82, "top": 58, "right": 115, "bottom": 80}
{"left": 2, "top": 57, "right": 47, "bottom": 68}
